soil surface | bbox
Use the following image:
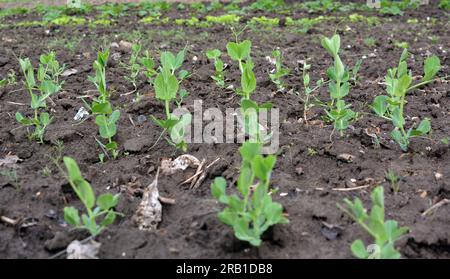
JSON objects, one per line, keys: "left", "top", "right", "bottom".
{"left": 0, "top": 1, "right": 449, "bottom": 259}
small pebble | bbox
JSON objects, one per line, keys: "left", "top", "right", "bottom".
{"left": 137, "top": 115, "right": 147, "bottom": 124}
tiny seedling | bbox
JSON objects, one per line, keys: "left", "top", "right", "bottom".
{"left": 372, "top": 49, "right": 440, "bottom": 151}
{"left": 297, "top": 59, "right": 325, "bottom": 123}
{"left": 62, "top": 157, "right": 120, "bottom": 237}
{"left": 385, "top": 169, "right": 400, "bottom": 194}
{"left": 206, "top": 49, "right": 226, "bottom": 88}
{"left": 350, "top": 59, "right": 363, "bottom": 84}
{"left": 338, "top": 186, "right": 409, "bottom": 259}
{"left": 269, "top": 49, "right": 290, "bottom": 91}
{"left": 0, "top": 69, "right": 16, "bottom": 87}
{"left": 211, "top": 142, "right": 288, "bottom": 246}
{"left": 16, "top": 52, "right": 64, "bottom": 143}
{"left": 152, "top": 49, "right": 191, "bottom": 152}
{"left": 88, "top": 50, "right": 121, "bottom": 159}
{"left": 321, "top": 34, "right": 356, "bottom": 136}
{"left": 122, "top": 43, "right": 142, "bottom": 92}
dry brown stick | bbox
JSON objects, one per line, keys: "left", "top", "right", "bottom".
{"left": 159, "top": 196, "right": 175, "bottom": 205}
{"left": 190, "top": 159, "right": 206, "bottom": 188}
{"left": 421, "top": 199, "right": 450, "bottom": 217}
{"left": 192, "top": 158, "right": 220, "bottom": 190}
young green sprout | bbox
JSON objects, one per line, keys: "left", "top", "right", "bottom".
{"left": 16, "top": 51, "right": 65, "bottom": 143}
{"left": 297, "top": 59, "right": 325, "bottom": 123}
{"left": 385, "top": 169, "right": 400, "bottom": 194}
{"left": 372, "top": 49, "right": 440, "bottom": 151}
{"left": 226, "top": 39, "right": 255, "bottom": 100}
{"left": 211, "top": 142, "right": 288, "bottom": 246}
{"left": 62, "top": 156, "right": 120, "bottom": 237}
{"left": 88, "top": 50, "right": 121, "bottom": 160}
{"left": 206, "top": 49, "right": 226, "bottom": 88}
{"left": 122, "top": 43, "right": 142, "bottom": 92}
{"left": 269, "top": 49, "right": 290, "bottom": 91}
{"left": 338, "top": 186, "right": 409, "bottom": 259}
{"left": 140, "top": 50, "right": 157, "bottom": 82}
{"left": 152, "top": 49, "right": 191, "bottom": 152}
{"left": 321, "top": 34, "right": 356, "bottom": 136}
{"left": 0, "top": 69, "right": 16, "bottom": 87}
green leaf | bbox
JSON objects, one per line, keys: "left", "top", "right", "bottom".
{"left": 237, "top": 166, "right": 252, "bottom": 197}
{"left": 40, "top": 112, "right": 51, "bottom": 126}
{"left": 252, "top": 155, "right": 276, "bottom": 182}
{"left": 240, "top": 142, "right": 261, "bottom": 162}
{"left": 351, "top": 240, "right": 369, "bottom": 259}
{"left": 372, "top": 95, "right": 388, "bottom": 117}
{"left": 92, "top": 101, "right": 112, "bottom": 114}
{"left": 63, "top": 156, "right": 83, "bottom": 182}
{"left": 410, "top": 118, "right": 431, "bottom": 137}
{"left": 15, "top": 112, "right": 33, "bottom": 125}
{"left": 206, "top": 49, "right": 221, "bottom": 59}
{"left": 321, "top": 34, "right": 340, "bottom": 57}
{"left": 211, "top": 177, "right": 228, "bottom": 203}
{"left": 226, "top": 40, "right": 251, "bottom": 61}
{"left": 154, "top": 70, "right": 179, "bottom": 101}
{"left": 100, "top": 210, "right": 116, "bottom": 227}
{"left": 64, "top": 206, "right": 81, "bottom": 226}
{"left": 241, "top": 59, "right": 256, "bottom": 95}
{"left": 391, "top": 107, "right": 404, "bottom": 128}
{"left": 422, "top": 55, "right": 440, "bottom": 82}
{"left": 97, "top": 193, "right": 119, "bottom": 210}
{"left": 78, "top": 180, "right": 95, "bottom": 210}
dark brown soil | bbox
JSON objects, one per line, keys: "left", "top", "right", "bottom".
{"left": 0, "top": 2, "right": 449, "bottom": 259}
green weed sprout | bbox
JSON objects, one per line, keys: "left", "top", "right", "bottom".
{"left": 269, "top": 49, "right": 290, "bottom": 91}
{"left": 206, "top": 49, "right": 226, "bottom": 88}
{"left": 16, "top": 51, "right": 64, "bottom": 143}
{"left": 152, "top": 49, "right": 191, "bottom": 152}
{"left": 321, "top": 34, "right": 356, "bottom": 136}
{"left": 62, "top": 156, "right": 120, "bottom": 237}
{"left": 338, "top": 186, "right": 409, "bottom": 259}
{"left": 88, "top": 50, "right": 120, "bottom": 160}
{"left": 211, "top": 142, "right": 288, "bottom": 246}
{"left": 226, "top": 39, "right": 256, "bottom": 100}
{"left": 372, "top": 49, "right": 440, "bottom": 151}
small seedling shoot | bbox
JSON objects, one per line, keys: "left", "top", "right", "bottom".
{"left": 372, "top": 49, "right": 440, "bottom": 151}
{"left": 206, "top": 49, "right": 226, "bottom": 88}
{"left": 321, "top": 34, "right": 356, "bottom": 136}
{"left": 338, "top": 186, "right": 409, "bottom": 259}
{"left": 62, "top": 156, "right": 121, "bottom": 237}
{"left": 211, "top": 142, "right": 288, "bottom": 246}
{"left": 269, "top": 49, "right": 290, "bottom": 91}
{"left": 16, "top": 51, "right": 65, "bottom": 143}
{"left": 88, "top": 50, "right": 121, "bottom": 160}
{"left": 152, "top": 49, "right": 191, "bottom": 152}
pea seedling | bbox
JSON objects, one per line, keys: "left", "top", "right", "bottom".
{"left": 385, "top": 169, "right": 400, "bottom": 194}
{"left": 152, "top": 49, "right": 191, "bottom": 152}
{"left": 226, "top": 39, "right": 255, "bottom": 100}
{"left": 122, "top": 43, "right": 142, "bottom": 92}
{"left": 297, "top": 59, "right": 325, "bottom": 123}
{"left": 16, "top": 52, "right": 64, "bottom": 143}
{"left": 140, "top": 50, "right": 157, "bottom": 83}
{"left": 206, "top": 49, "right": 226, "bottom": 88}
{"left": 0, "top": 69, "right": 16, "bottom": 87}
{"left": 338, "top": 186, "right": 409, "bottom": 259}
{"left": 372, "top": 49, "right": 440, "bottom": 151}
{"left": 211, "top": 142, "right": 288, "bottom": 246}
{"left": 321, "top": 34, "right": 356, "bottom": 136}
{"left": 62, "top": 156, "right": 120, "bottom": 237}
{"left": 269, "top": 49, "right": 290, "bottom": 91}
{"left": 88, "top": 50, "right": 120, "bottom": 160}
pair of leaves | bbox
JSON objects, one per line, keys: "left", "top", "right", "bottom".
{"left": 321, "top": 34, "right": 340, "bottom": 58}
{"left": 161, "top": 50, "right": 185, "bottom": 73}
{"left": 154, "top": 68, "right": 179, "bottom": 101}
{"left": 95, "top": 109, "right": 120, "bottom": 139}
{"left": 226, "top": 40, "right": 252, "bottom": 61}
